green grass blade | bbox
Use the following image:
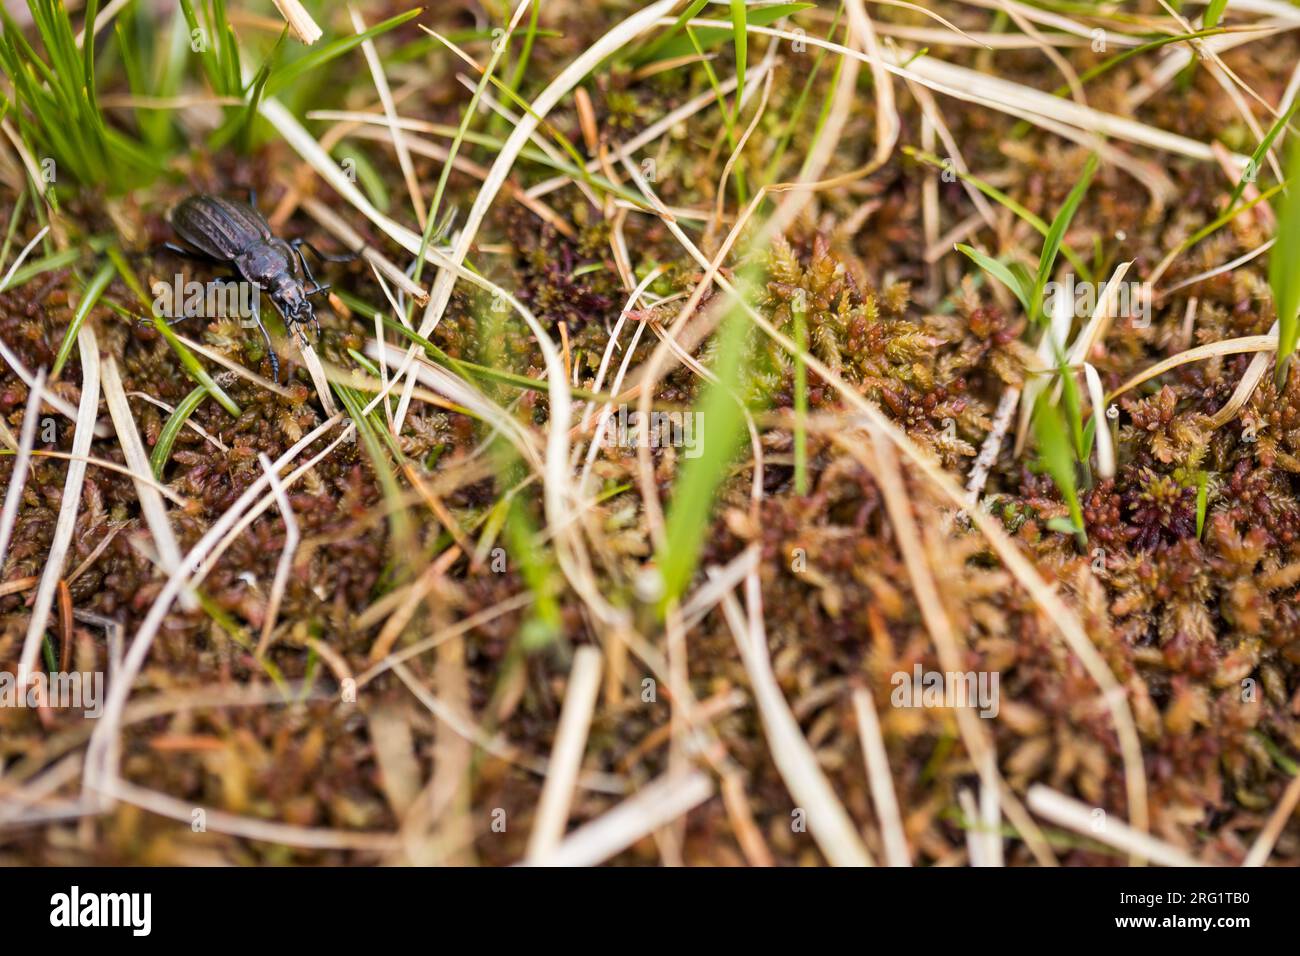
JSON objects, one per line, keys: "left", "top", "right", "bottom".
{"left": 630, "top": 0, "right": 710, "bottom": 65}
{"left": 333, "top": 381, "right": 416, "bottom": 557}
{"left": 333, "top": 144, "right": 391, "bottom": 212}
{"left": 1272, "top": 139, "right": 1300, "bottom": 386}
{"left": 143, "top": 310, "right": 242, "bottom": 417}
{"left": 764, "top": 7, "right": 841, "bottom": 183}
{"left": 685, "top": 24, "right": 739, "bottom": 163}
{"left": 150, "top": 385, "right": 209, "bottom": 479}
{"left": 178, "top": 0, "right": 223, "bottom": 95}
{"left": 0, "top": 185, "right": 29, "bottom": 275}
{"left": 104, "top": 251, "right": 245, "bottom": 415}
{"left": 636, "top": 3, "right": 812, "bottom": 65}
{"left": 1177, "top": 0, "right": 1228, "bottom": 89}
{"left": 51, "top": 261, "right": 114, "bottom": 377}
{"left": 266, "top": 8, "right": 422, "bottom": 97}
{"left": 413, "top": 9, "right": 518, "bottom": 292}
{"left": 368, "top": 306, "right": 614, "bottom": 404}
{"left": 657, "top": 289, "right": 754, "bottom": 611}
{"left": 106, "top": 244, "right": 153, "bottom": 309}
{"left": 907, "top": 147, "right": 1092, "bottom": 281}
{"left": 108, "top": 250, "right": 236, "bottom": 412}
{"left": 1229, "top": 96, "right": 1300, "bottom": 209}
{"left": 232, "top": 25, "right": 289, "bottom": 152}
{"left": 504, "top": 495, "right": 561, "bottom": 650}
{"left": 1059, "top": 365, "right": 1086, "bottom": 462}
{"left": 82, "top": 0, "right": 101, "bottom": 121}
{"left": 0, "top": 237, "right": 108, "bottom": 294}
{"left": 1033, "top": 391, "right": 1086, "bottom": 546}
{"left": 956, "top": 244, "right": 1033, "bottom": 315}
{"left": 1184, "top": 181, "right": 1286, "bottom": 259}
{"left": 793, "top": 295, "right": 808, "bottom": 495}
{"left": 482, "top": 73, "right": 608, "bottom": 200}
{"left": 502, "top": 0, "right": 541, "bottom": 119}
{"left": 1030, "top": 153, "right": 1098, "bottom": 326}
{"left": 729, "top": 0, "right": 747, "bottom": 126}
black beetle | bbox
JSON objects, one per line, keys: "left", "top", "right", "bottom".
{"left": 162, "top": 193, "right": 354, "bottom": 382}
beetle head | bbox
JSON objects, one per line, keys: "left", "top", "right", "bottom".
{"left": 268, "top": 274, "right": 311, "bottom": 323}
{"left": 268, "top": 280, "right": 320, "bottom": 345}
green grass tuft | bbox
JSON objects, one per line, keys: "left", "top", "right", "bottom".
{"left": 0, "top": 0, "right": 160, "bottom": 192}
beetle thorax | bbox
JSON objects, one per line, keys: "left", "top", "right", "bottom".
{"left": 236, "top": 246, "right": 293, "bottom": 286}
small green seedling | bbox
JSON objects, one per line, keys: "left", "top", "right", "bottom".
{"left": 958, "top": 154, "right": 1098, "bottom": 328}
{"left": 1034, "top": 389, "right": 1086, "bottom": 548}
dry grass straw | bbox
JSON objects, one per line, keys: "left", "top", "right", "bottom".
{"left": 390, "top": 0, "right": 680, "bottom": 431}
{"left": 255, "top": 452, "right": 301, "bottom": 657}
{"left": 172, "top": 332, "right": 297, "bottom": 398}
{"left": 271, "top": 0, "right": 322, "bottom": 45}
{"left": 0, "top": 367, "right": 46, "bottom": 574}
{"left": 852, "top": 687, "right": 911, "bottom": 866}
{"left": 525, "top": 64, "right": 772, "bottom": 201}
{"left": 84, "top": 414, "right": 350, "bottom": 796}
{"left": 1027, "top": 785, "right": 1201, "bottom": 867}
{"left": 127, "top": 390, "right": 228, "bottom": 452}
{"left": 350, "top": 5, "right": 425, "bottom": 229}
{"left": 718, "top": 574, "right": 875, "bottom": 866}
{"left": 392, "top": 662, "right": 624, "bottom": 796}
{"left": 836, "top": 427, "right": 1055, "bottom": 865}
{"left": 334, "top": 121, "right": 577, "bottom": 238}
{"left": 106, "top": 777, "right": 397, "bottom": 851}
{"left": 523, "top": 770, "right": 714, "bottom": 867}
{"left": 1107, "top": 332, "right": 1278, "bottom": 404}
{"left": 0, "top": 335, "right": 110, "bottom": 436}
{"left": 1243, "top": 771, "right": 1300, "bottom": 866}
{"left": 681, "top": 17, "right": 1244, "bottom": 164}
{"left": 0, "top": 224, "right": 50, "bottom": 291}
{"left": 298, "top": 195, "right": 428, "bottom": 302}
{"left": 525, "top": 645, "right": 604, "bottom": 860}
{"left": 18, "top": 325, "right": 100, "bottom": 686}
{"left": 101, "top": 355, "right": 196, "bottom": 611}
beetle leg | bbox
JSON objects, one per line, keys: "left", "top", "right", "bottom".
{"left": 135, "top": 313, "right": 197, "bottom": 329}
{"left": 251, "top": 313, "right": 280, "bottom": 384}
{"left": 266, "top": 339, "right": 281, "bottom": 384}
{"left": 293, "top": 246, "right": 321, "bottom": 289}
{"left": 210, "top": 275, "right": 276, "bottom": 381}
{"left": 158, "top": 241, "right": 219, "bottom": 263}
{"left": 283, "top": 304, "right": 316, "bottom": 348}
{"left": 283, "top": 240, "right": 327, "bottom": 293}
{"left": 299, "top": 303, "right": 321, "bottom": 342}
{"left": 292, "top": 237, "right": 360, "bottom": 264}
{"left": 274, "top": 240, "right": 327, "bottom": 309}
{"left": 288, "top": 315, "right": 307, "bottom": 348}
{"left": 287, "top": 241, "right": 347, "bottom": 314}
